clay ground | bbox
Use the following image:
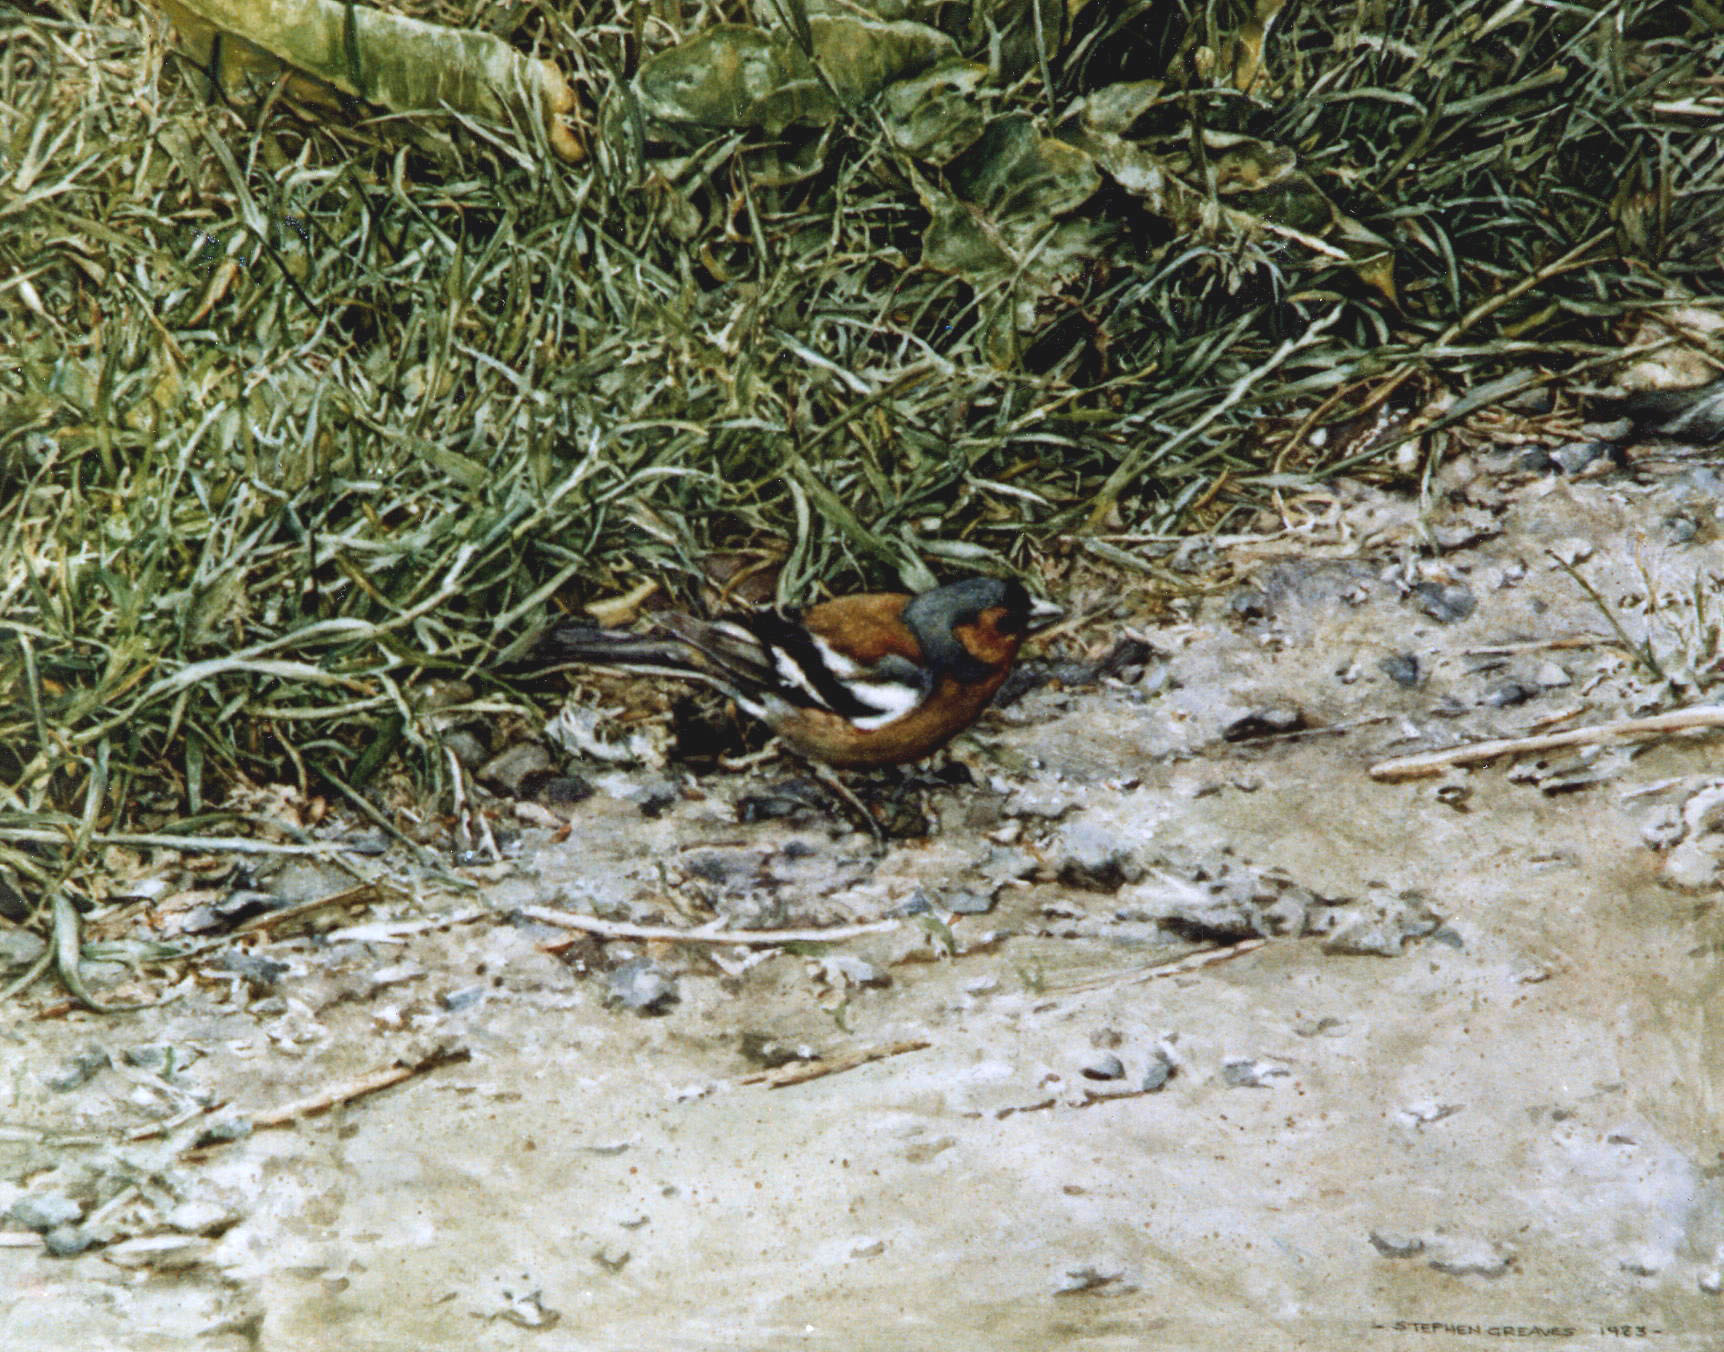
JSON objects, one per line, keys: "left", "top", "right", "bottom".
{"left": 3, "top": 442, "right": 1723, "bottom": 1350}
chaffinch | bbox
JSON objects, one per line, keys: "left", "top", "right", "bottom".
{"left": 538, "top": 576, "right": 1062, "bottom": 768}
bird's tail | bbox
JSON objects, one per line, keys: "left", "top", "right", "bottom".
{"left": 534, "top": 619, "right": 768, "bottom": 713}
{"left": 537, "top": 622, "right": 694, "bottom": 670}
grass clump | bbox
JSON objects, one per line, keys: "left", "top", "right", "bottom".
{"left": 1, "top": 0, "right": 1721, "bottom": 905}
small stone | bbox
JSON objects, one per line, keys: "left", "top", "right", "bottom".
{"left": 1548, "top": 441, "right": 1607, "bottom": 475}
{"left": 440, "top": 985, "right": 487, "bottom": 1011}
{"left": 851, "top": 1237, "right": 886, "bottom": 1258}
{"left": 121, "top": 1044, "right": 182, "bottom": 1075}
{"left": 211, "top": 951, "right": 289, "bottom": 990}
{"left": 1228, "top": 588, "right": 1269, "bottom": 619}
{"left": 43, "top": 1225, "right": 92, "bottom": 1257}
{"left": 818, "top": 955, "right": 886, "bottom": 988}
{"left": 1700, "top": 1269, "right": 1723, "bottom": 1295}
{"left": 1055, "top": 818, "right": 1142, "bottom": 890}
{"left": 1482, "top": 680, "right": 1537, "bottom": 708}
{"left": 10, "top": 1192, "right": 84, "bottom": 1232}
{"left": 441, "top": 729, "right": 489, "bottom": 769}
{"left": 1140, "top": 1050, "right": 1175, "bottom": 1092}
{"left": 45, "top": 1047, "right": 108, "bottom": 1092}
{"left": 195, "top": 1113, "right": 254, "bottom": 1146}
{"left": 945, "top": 888, "right": 996, "bottom": 915}
{"left": 1322, "top": 887, "right": 1441, "bottom": 956}
{"left": 1412, "top": 581, "right": 1476, "bottom": 624}
{"left": 1221, "top": 707, "right": 1308, "bottom": 742}
{"left": 606, "top": 958, "right": 678, "bottom": 1015}
{"left": 1531, "top": 661, "right": 1572, "bottom": 688}
{"left": 477, "top": 742, "right": 555, "bottom": 798}
{"left": 1369, "top": 1230, "right": 1425, "bottom": 1258}
{"left": 0, "top": 928, "right": 47, "bottom": 968}
{"left": 1663, "top": 513, "right": 1701, "bottom": 545}
{"left": 212, "top": 889, "right": 280, "bottom": 925}
{"left": 1221, "top": 1058, "right": 1289, "bottom": 1088}
{"left": 541, "top": 775, "right": 595, "bottom": 806}
{"left": 1081, "top": 1054, "right": 1125, "bottom": 1082}
{"left": 738, "top": 1034, "right": 817, "bottom": 1069}
{"left": 1377, "top": 654, "right": 1421, "bottom": 688}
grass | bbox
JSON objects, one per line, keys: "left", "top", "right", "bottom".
{"left": 1, "top": 0, "right": 1722, "bottom": 929}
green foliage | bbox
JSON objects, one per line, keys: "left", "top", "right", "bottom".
{"left": 1, "top": 0, "right": 1720, "bottom": 877}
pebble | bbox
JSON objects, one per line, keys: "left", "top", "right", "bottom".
{"left": 1377, "top": 654, "right": 1421, "bottom": 688}
{"left": 606, "top": 958, "right": 678, "bottom": 1015}
{"left": 1531, "top": 661, "right": 1571, "bottom": 688}
{"left": 211, "top": 951, "right": 289, "bottom": 990}
{"left": 1081, "top": 1054, "right": 1125, "bottom": 1082}
{"left": 945, "top": 888, "right": 996, "bottom": 915}
{"left": 1547, "top": 440, "right": 1607, "bottom": 475}
{"left": 10, "top": 1192, "right": 84, "bottom": 1232}
{"left": 1663, "top": 513, "right": 1701, "bottom": 545}
{"left": 1140, "top": 1050, "right": 1175, "bottom": 1092}
{"left": 818, "top": 955, "right": 886, "bottom": 988}
{"left": 478, "top": 742, "right": 555, "bottom": 798}
{"left": 1055, "top": 817, "right": 1143, "bottom": 890}
{"left": 46, "top": 1047, "right": 109, "bottom": 1093}
{"left": 43, "top": 1225, "right": 92, "bottom": 1258}
{"left": 441, "top": 729, "right": 489, "bottom": 769}
{"left": 1412, "top": 581, "right": 1477, "bottom": 624}
{"left": 195, "top": 1113, "right": 254, "bottom": 1146}
{"left": 1221, "top": 706, "right": 1308, "bottom": 742}
{"left": 0, "top": 928, "right": 47, "bottom": 968}
{"left": 1221, "top": 1058, "right": 1289, "bottom": 1088}
{"left": 1483, "top": 680, "right": 1537, "bottom": 708}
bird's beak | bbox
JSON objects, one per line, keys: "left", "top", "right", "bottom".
{"left": 1026, "top": 596, "right": 1064, "bottom": 634}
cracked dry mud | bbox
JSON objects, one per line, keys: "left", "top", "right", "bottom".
{"left": 5, "top": 446, "right": 1724, "bottom": 1351}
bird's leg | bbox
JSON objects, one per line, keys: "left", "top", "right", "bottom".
{"left": 802, "top": 760, "right": 886, "bottom": 848}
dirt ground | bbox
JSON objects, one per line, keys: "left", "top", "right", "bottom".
{"left": 4, "top": 440, "right": 1723, "bottom": 1350}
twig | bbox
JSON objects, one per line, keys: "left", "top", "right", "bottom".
{"left": 740, "top": 1039, "right": 930, "bottom": 1088}
{"left": 0, "top": 828, "right": 374, "bottom": 857}
{"left": 1046, "top": 938, "right": 1269, "bottom": 996}
{"left": 229, "top": 880, "right": 401, "bottom": 935}
{"left": 522, "top": 905, "right": 898, "bottom": 948}
{"left": 1369, "top": 706, "right": 1724, "bottom": 782}
{"left": 248, "top": 1044, "right": 470, "bottom": 1131}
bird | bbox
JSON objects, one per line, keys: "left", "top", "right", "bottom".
{"left": 536, "top": 576, "right": 1062, "bottom": 769}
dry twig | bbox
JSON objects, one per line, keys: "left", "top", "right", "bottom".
{"left": 740, "top": 1039, "right": 930, "bottom": 1088}
{"left": 249, "top": 1044, "right": 471, "bottom": 1131}
{"left": 522, "top": 905, "right": 898, "bottom": 948}
{"left": 1369, "top": 706, "right": 1724, "bottom": 782}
